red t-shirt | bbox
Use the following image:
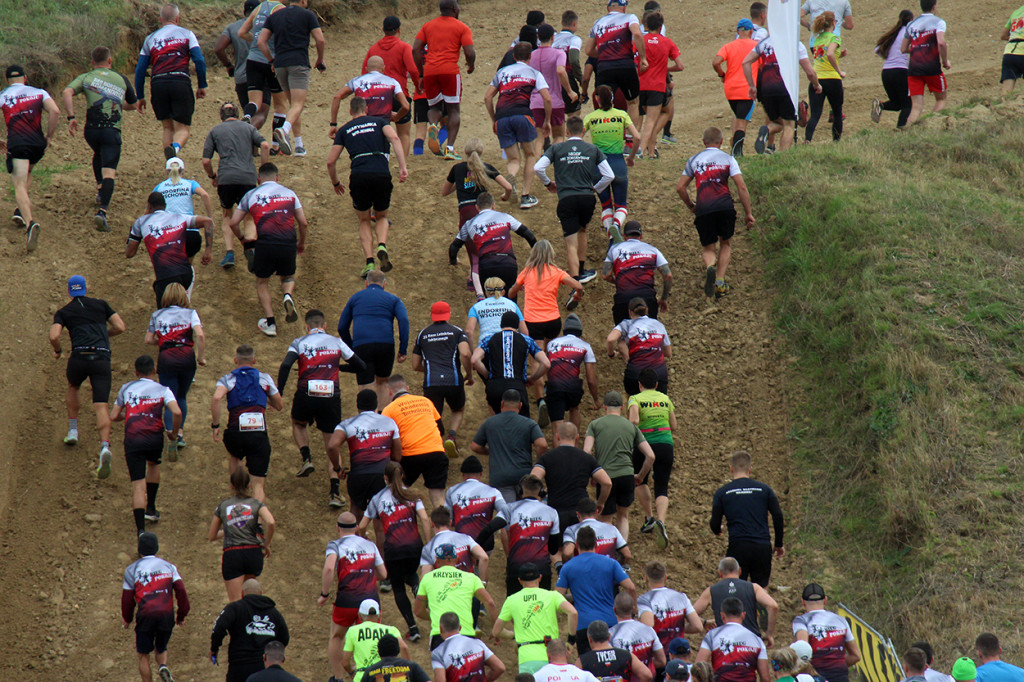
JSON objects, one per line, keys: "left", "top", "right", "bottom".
{"left": 638, "top": 33, "right": 680, "bottom": 92}
{"left": 363, "top": 35, "right": 419, "bottom": 96}
{"left": 415, "top": 16, "right": 473, "bottom": 76}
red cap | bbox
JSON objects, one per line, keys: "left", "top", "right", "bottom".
{"left": 430, "top": 301, "right": 451, "bottom": 322}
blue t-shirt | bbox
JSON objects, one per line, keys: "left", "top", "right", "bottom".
{"left": 468, "top": 297, "right": 524, "bottom": 345}
{"left": 556, "top": 552, "right": 628, "bottom": 629}
{"left": 978, "top": 661, "right": 1024, "bottom": 682}
{"left": 154, "top": 178, "right": 201, "bottom": 216}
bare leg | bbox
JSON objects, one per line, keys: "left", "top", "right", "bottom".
{"left": 778, "top": 120, "right": 795, "bottom": 151}
{"left": 292, "top": 421, "right": 309, "bottom": 451}
{"left": 11, "top": 159, "right": 32, "bottom": 222}
{"left": 396, "top": 121, "right": 412, "bottom": 158}
{"left": 220, "top": 207, "right": 235, "bottom": 252}
{"left": 356, "top": 209, "right": 374, "bottom": 259}
{"left": 256, "top": 277, "right": 274, "bottom": 317}
{"left": 225, "top": 575, "right": 245, "bottom": 602}
{"left": 636, "top": 483, "right": 652, "bottom": 518}
{"left": 427, "top": 488, "right": 445, "bottom": 508}
{"left": 251, "top": 475, "right": 266, "bottom": 503}
{"left": 374, "top": 377, "right": 390, "bottom": 409}
{"left": 138, "top": 653, "right": 153, "bottom": 682}
{"left": 449, "top": 408, "right": 464, "bottom": 435}
{"left": 932, "top": 91, "right": 947, "bottom": 113}
{"left": 445, "top": 103, "right": 462, "bottom": 149}
{"left": 521, "top": 140, "right": 538, "bottom": 195}
{"left": 504, "top": 145, "right": 521, "bottom": 190}
{"left": 172, "top": 122, "right": 190, "bottom": 148}
{"left": 702, "top": 243, "right": 718, "bottom": 269}
{"left": 66, "top": 385, "right": 80, "bottom": 420}
{"left": 717, "top": 238, "right": 733, "bottom": 280}
{"left": 161, "top": 120, "right": 175, "bottom": 148}
{"left": 551, "top": 123, "right": 566, "bottom": 145}
{"left": 93, "top": 402, "right": 111, "bottom": 443}
{"left": 655, "top": 494, "right": 669, "bottom": 522}
{"left": 280, "top": 276, "right": 295, "bottom": 298}
{"left": 564, "top": 233, "right": 580, "bottom": 278}
{"left": 285, "top": 88, "right": 307, "bottom": 129}
{"left": 374, "top": 210, "right": 390, "bottom": 245}
{"left": 905, "top": 94, "right": 925, "bottom": 126}
{"left": 615, "top": 505, "right": 630, "bottom": 541}
{"left": 328, "top": 622, "right": 347, "bottom": 678}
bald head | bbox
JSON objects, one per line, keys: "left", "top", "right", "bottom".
{"left": 242, "top": 579, "right": 262, "bottom": 596}
{"left": 366, "top": 56, "right": 386, "bottom": 72}
{"left": 338, "top": 511, "right": 358, "bottom": 532}
{"left": 556, "top": 421, "right": 578, "bottom": 444}
{"left": 160, "top": 3, "right": 180, "bottom": 23}
{"left": 439, "top": 0, "right": 459, "bottom": 15}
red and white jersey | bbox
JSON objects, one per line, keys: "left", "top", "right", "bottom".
{"left": 0, "top": 83, "right": 50, "bottom": 148}
{"left": 614, "top": 316, "right": 670, "bottom": 370}
{"left": 148, "top": 306, "right": 200, "bottom": 366}
{"left": 546, "top": 334, "right": 596, "bottom": 393}
{"left": 431, "top": 633, "right": 495, "bottom": 682}
{"left": 140, "top": 25, "right": 200, "bottom": 80}
{"left": 287, "top": 329, "right": 355, "bottom": 395}
{"left": 122, "top": 555, "right": 183, "bottom": 630}
{"left": 605, "top": 239, "right": 669, "bottom": 297}
{"left": 497, "top": 498, "right": 560, "bottom": 569}
{"left": 905, "top": 13, "right": 947, "bottom": 76}
{"left": 129, "top": 210, "right": 195, "bottom": 281}
{"left": 700, "top": 622, "right": 767, "bottom": 682}
{"left": 534, "top": 663, "right": 602, "bottom": 682}
{"left": 609, "top": 619, "right": 663, "bottom": 670}
{"left": 420, "top": 528, "right": 480, "bottom": 573}
{"left": 239, "top": 180, "right": 301, "bottom": 245}
{"left": 754, "top": 37, "right": 808, "bottom": 98}
{"left": 489, "top": 62, "right": 548, "bottom": 119}
{"left": 637, "top": 586, "right": 695, "bottom": 648}
{"left": 683, "top": 148, "right": 741, "bottom": 217}
{"left": 345, "top": 70, "right": 403, "bottom": 118}
{"left": 590, "top": 12, "right": 640, "bottom": 70}
{"left": 326, "top": 534, "right": 384, "bottom": 609}
{"left": 457, "top": 208, "right": 524, "bottom": 264}
{"left": 791, "top": 610, "right": 854, "bottom": 672}
{"left": 553, "top": 30, "right": 584, "bottom": 54}
{"left": 364, "top": 487, "right": 425, "bottom": 558}
{"left": 444, "top": 478, "right": 509, "bottom": 538}
{"left": 115, "top": 378, "right": 176, "bottom": 453}
{"left": 562, "top": 518, "right": 627, "bottom": 558}
{"left": 334, "top": 410, "right": 400, "bottom": 476}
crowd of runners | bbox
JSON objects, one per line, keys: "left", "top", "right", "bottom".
{"left": 3, "top": 0, "right": 1022, "bottom": 679}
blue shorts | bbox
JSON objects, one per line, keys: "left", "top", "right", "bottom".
{"left": 496, "top": 115, "right": 537, "bottom": 149}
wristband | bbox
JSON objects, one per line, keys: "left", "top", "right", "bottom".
{"left": 330, "top": 122, "right": 337, "bottom": 127}
{"left": 211, "top": 423, "right": 220, "bottom": 429}
{"left": 67, "top": 115, "right": 76, "bottom": 121}
{"left": 320, "top": 591, "right": 330, "bottom": 598}
{"left": 208, "top": 174, "right": 217, "bottom": 179}
{"left": 333, "top": 181, "right": 341, "bottom": 187}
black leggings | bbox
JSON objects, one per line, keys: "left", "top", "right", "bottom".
{"left": 880, "top": 67, "right": 911, "bottom": 128}
{"left": 805, "top": 79, "right": 844, "bottom": 142}
{"left": 384, "top": 555, "right": 419, "bottom": 628}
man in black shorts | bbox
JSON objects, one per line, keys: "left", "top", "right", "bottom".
{"left": 203, "top": 101, "right": 270, "bottom": 268}
{"left": 472, "top": 311, "right": 550, "bottom": 418}
{"left": 49, "top": 275, "right": 126, "bottom": 473}
{"left": 585, "top": 0, "right": 647, "bottom": 126}
{"left": 212, "top": 344, "right": 285, "bottom": 502}
{"left": 328, "top": 389, "right": 401, "bottom": 512}
{"left": 742, "top": 34, "right": 818, "bottom": 152}
{"left": 412, "top": 301, "right": 472, "bottom": 456}
{"left": 212, "top": 0, "right": 266, "bottom": 123}
{"left": 327, "top": 96, "right": 409, "bottom": 278}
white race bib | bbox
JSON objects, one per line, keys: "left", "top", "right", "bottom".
{"left": 239, "top": 412, "right": 266, "bottom": 431}
{"left": 307, "top": 379, "right": 334, "bottom": 397}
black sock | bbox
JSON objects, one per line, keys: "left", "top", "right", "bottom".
{"left": 366, "top": 257, "right": 374, "bottom": 264}
{"left": 330, "top": 478, "right": 340, "bottom": 495}
{"left": 663, "top": 120, "right": 673, "bottom": 136}
{"left": 272, "top": 114, "right": 286, "bottom": 130}
{"left": 266, "top": 317, "right": 276, "bottom": 326}
{"left": 732, "top": 130, "right": 746, "bottom": 156}
{"left": 99, "top": 178, "right": 115, "bottom": 209}
{"left": 243, "top": 102, "right": 258, "bottom": 118}
{"left": 146, "top": 482, "right": 159, "bottom": 510}
{"left": 300, "top": 446, "right": 311, "bottom": 461}
{"left": 579, "top": 260, "right": 585, "bottom": 273}
{"left": 133, "top": 508, "right": 146, "bottom": 533}
{"left": 378, "top": 242, "right": 386, "bottom": 248}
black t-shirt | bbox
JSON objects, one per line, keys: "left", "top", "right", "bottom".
{"left": 483, "top": 329, "right": 538, "bottom": 382}
{"left": 413, "top": 322, "right": 468, "bottom": 387}
{"left": 498, "top": 48, "right": 517, "bottom": 70}
{"left": 360, "top": 657, "right": 431, "bottom": 682}
{"left": 709, "top": 477, "right": 784, "bottom": 546}
{"left": 335, "top": 116, "right": 392, "bottom": 176}
{"left": 53, "top": 297, "right": 116, "bottom": 355}
{"left": 264, "top": 5, "right": 320, "bottom": 67}
{"left": 446, "top": 161, "right": 502, "bottom": 207}
{"left": 580, "top": 647, "right": 633, "bottom": 681}
{"left": 534, "top": 445, "right": 602, "bottom": 510}
{"left": 245, "top": 664, "right": 303, "bottom": 682}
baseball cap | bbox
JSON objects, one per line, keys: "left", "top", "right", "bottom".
{"left": 623, "top": 220, "right": 643, "bottom": 235}
{"left": 431, "top": 301, "right": 451, "bottom": 322}
{"left": 68, "top": 275, "right": 87, "bottom": 297}
{"left": 138, "top": 532, "right": 159, "bottom": 556}
{"left": 737, "top": 18, "right": 755, "bottom": 30}
{"left": 383, "top": 15, "right": 401, "bottom": 31}
{"left": 802, "top": 583, "right": 826, "bottom": 601}
{"left": 952, "top": 657, "right": 978, "bottom": 682}
{"left": 668, "top": 638, "right": 691, "bottom": 655}
{"left": 790, "top": 640, "right": 813, "bottom": 663}
{"left": 5, "top": 65, "right": 25, "bottom": 79}
{"left": 518, "top": 562, "right": 541, "bottom": 581}
{"left": 608, "top": 0, "right": 629, "bottom": 6}
{"left": 358, "top": 598, "right": 380, "bottom": 617}
{"left": 435, "top": 543, "right": 458, "bottom": 560}
{"left": 604, "top": 390, "right": 623, "bottom": 406}
{"left": 563, "top": 313, "right": 583, "bottom": 335}
{"left": 665, "top": 660, "right": 690, "bottom": 680}
{"left": 461, "top": 455, "right": 484, "bottom": 474}
{"left": 165, "top": 156, "right": 185, "bottom": 171}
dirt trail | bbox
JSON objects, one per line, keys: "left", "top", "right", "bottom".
{"left": 0, "top": 0, "right": 998, "bottom": 677}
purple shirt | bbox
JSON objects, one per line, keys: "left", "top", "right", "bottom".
{"left": 529, "top": 46, "right": 566, "bottom": 109}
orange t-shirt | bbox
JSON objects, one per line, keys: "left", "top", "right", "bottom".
{"left": 415, "top": 16, "right": 473, "bottom": 76}
{"left": 381, "top": 393, "right": 443, "bottom": 456}
{"left": 716, "top": 37, "right": 759, "bottom": 100}
{"left": 516, "top": 264, "right": 567, "bottom": 323}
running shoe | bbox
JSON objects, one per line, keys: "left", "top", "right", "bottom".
{"left": 443, "top": 438, "right": 460, "bottom": 459}
{"left": 379, "top": 579, "right": 393, "bottom": 593}
{"left": 328, "top": 493, "right": 346, "bottom": 509}
{"left": 219, "top": 251, "right": 235, "bottom": 268}
{"left": 94, "top": 210, "right": 110, "bottom": 232}
{"left": 413, "top": 139, "right": 424, "bottom": 155}
{"left": 827, "top": 111, "right": 846, "bottom": 123}
{"left": 443, "top": 147, "right": 462, "bottom": 161}
{"left": 871, "top": 99, "right": 882, "bottom": 123}
{"left": 176, "top": 435, "right": 186, "bottom": 449}
{"left": 64, "top": 429, "right": 79, "bottom": 446}
{"left": 660, "top": 133, "right": 678, "bottom": 144}
{"left": 273, "top": 128, "right": 293, "bottom": 155}
{"left": 554, "top": 560, "right": 563, "bottom": 573}
{"left": 269, "top": 146, "right": 280, "bottom": 156}
{"left": 26, "top": 221, "right": 39, "bottom": 252}
{"left": 283, "top": 293, "right": 298, "bottom": 322}
{"left": 296, "top": 459, "right": 315, "bottom": 477}
{"left": 507, "top": 177, "right": 518, "bottom": 202}
{"left": 608, "top": 224, "right": 624, "bottom": 245}
{"left": 798, "top": 100, "right": 809, "bottom": 127}
{"left": 377, "top": 244, "right": 393, "bottom": 272}
{"left": 640, "top": 516, "right": 656, "bottom": 533}
{"left": 11, "top": 207, "right": 25, "bottom": 227}
{"left": 427, "top": 123, "right": 442, "bottom": 155}
{"left": 258, "top": 318, "right": 277, "bottom": 337}
{"left": 754, "top": 126, "right": 769, "bottom": 154}
{"left": 97, "top": 446, "right": 112, "bottom": 479}
{"left": 537, "top": 399, "right": 550, "bottom": 428}
{"left": 293, "top": 145, "right": 307, "bottom": 157}
{"left": 566, "top": 291, "right": 581, "bottom": 311}
{"left": 704, "top": 264, "right": 717, "bottom": 298}
{"left": 360, "top": 262, "right": 375, "bottom": 279}
{"left": 144, "top": 508, "right": 161, "bottom": 522}
{"left": 157, "top": 664, "right": 174, "bottom": 682}
{"left": 519, "top": 195, "right": 539, "bottom": 209}
{"left": 765, "top": 145, "right": 776, "bottom": 155}
{"left": 715, "top": 281, "right": 731, "bottom": 298}
{"left": 163, "top": 145, "right": 176, "bottom": 160}
{"left": 405, "top": 626, "right": 422, "bottom": 643}
{"left": 654, "top": 520, "right": 669, "bottom": 549}
{"left": 243, "top": 114, "right": 252, "bottom": 124}
{"left": 578, "top": 269, "right": 597, "bottom": 285}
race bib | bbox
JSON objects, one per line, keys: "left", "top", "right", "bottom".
{"left": 239, "top": 412, "right": 266, "bottom": 431}
{"left": 307, "top": 379, "right": 334, "bottom": 397}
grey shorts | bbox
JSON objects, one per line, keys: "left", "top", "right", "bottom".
{"left": 275, "top": 65, "right": 310, "bottom": 91}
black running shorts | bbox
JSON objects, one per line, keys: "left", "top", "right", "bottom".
{"left": 66, "top": 352, "right": 112, "bottom": 402}
{"left": 153, "top": 271, "right": 194, "bottom": 309}
{"left": 217, "top": 183, "right": 255, "bottom": 210}
{"left": 126, "top": 448, "right": 163, "bottom": 481}
{"left": 413, "top": 98, "right": 430, "bottom": 124}
{"left": 623, "top": 362, "right": 667, "bottom": 396}
{"left": 595, "top": 67, "right": 641, "bottom": 101}
{"left": 401, "top": 451, "right": 450, "bottom": 490}
{"left": 5, "top": 143, "right": 46, "bottom": 171}
{"left": 545, "top": 388, "right": 583, "bottom": 422}
{"left": 221, "top": 545, "right": 264, "bottom": 580}
{"left": 135, "top": 627, "right": 173, "bottom": 655}
{"left": 253, "top": 243, "right": 297, "bottom": 279}
{"left": 760, "top": 94, "right": 796, "bottom": 122}
{"left": 347, "top": 471, "right": 387, "bottom": 511}
{"left": 291, "top": 391, "right": 341, "bottom": 433}
{"left": 599, "top": 474, "right": 635, "bottom": 515}
{"left": 694, "top": 208, "right": 737, "bottom": 247}
{"left": 246, "top": 60, "right": 283, "bottom": 94}
{"left": 728, "top": 99, "right": 755, "bottom": 119}
{"left": 151, "top": 79, "right": 195, "bottom": 125}
{"left": 638, "top": 90, "right": 667, "bottom": 115}
{"left": 556, "top": 194, "right": 596, "bottom": 237}
{"left": 349, "top": 173, "right": 393, "bottom": 212}
{"left": 393, "top": 97, "right": 411, "bottom": 125}
{"left": 612, "top": 291, "right": 657, "bottom": 325}
{"left": 633, "top": 441, "right": 673, "bottom": 497}
{"left": 526, "top": 318, "right": 562, "bottom": 341}
{"left": 223, "top": 429, "right": 271, "bottom": 477}
{"left": 1001, "top": 53, "right": 1024, "bottom": 82}
{"left": 423, "top": 384, "right": 467, "bottom": 413}
{"left": 353, "top": 342, "right": 396, "bottom": 384}
{"left": 84, "top": 127, "right": 122, "bottom": 169}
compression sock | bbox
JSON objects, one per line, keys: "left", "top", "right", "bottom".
{"left": 300, "top": 445, "right": 311, "bottom": 462}
{"left": 69, "top": 418, "right": 78, "bottom": 431}
{"left": 243, "top": 102, "right": 258, "bottom": 119}
{"left": 731, "top": 130, "right": 746, "bottom": 156}
{"left": 133, "top": 508, "right": 146, "bottom": 533}
{"left": 579, "top": 260, "right": 585, "bottom": 274}
{"left": 663, "top": 120, "right": 673, "bottom": 136}
{"left": 614, "top": 207, "right": 628, "bottom": 227}
{"left": 146, "top": 482, "right": 159, "bottom": 510}
{"left": 366, "top": 258, "right": 374, "bottom": 265}
{"left": 272, "top": 114, "right": 286, "bottom": 131}
{"left": 330, "top": 478, "right": 340, "bottom": 495}
{"left": 99, "top": 178, "right": 115, "bottom": 209}
{"left": 92, "top": 156, "right": 103, "bottom": 184}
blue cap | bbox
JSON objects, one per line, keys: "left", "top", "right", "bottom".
{"left": 668, "top": 637, "right": 691, "bottom": 655}
{"left": 68, "top": 275, "right": 87, "bottom": 297}
{"left": 435, "top": 543, "right": 458, "bottom": 560}
{"left": 608, "top": 0, "right": 629, "bottom": 6}
{"left": 737, "top": 18, "right": 755, "bottom": 30}
{"left": 665, "top": 660, "right": 691, "bottom": 680}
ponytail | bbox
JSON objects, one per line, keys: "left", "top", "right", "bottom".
{"left": 595, "top": 85, "right": 614, "bottom": 111}
{"left": 463, "top": 138, "right": 491, "bottom": 194}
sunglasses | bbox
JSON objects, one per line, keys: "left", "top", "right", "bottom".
{"left": 485, "top": 287, "right": 503, "bottom": 293}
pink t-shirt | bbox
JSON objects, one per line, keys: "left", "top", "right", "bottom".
{"left": 529, "top": 46, "right": 566, "bottom": 109}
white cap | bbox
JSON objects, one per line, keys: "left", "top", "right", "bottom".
{"left": 790, "top": 640, "right": 813, "bottom": 663}
{"left": 165, "top": 156, "right": 185, "bottom": 171}
{"left": 358, "top": 598, "right": 380, "bottom": 617}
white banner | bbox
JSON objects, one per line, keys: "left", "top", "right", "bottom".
{"left": 767, "top": 0, "right": 801, "bottom": 110}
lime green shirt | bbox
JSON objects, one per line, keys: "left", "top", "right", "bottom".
{"left": 811, "top": 33, "right": 841, "bottom": 79}
{"left": 344, "top": 621, "right": 402, "bottom": 671}
{"left": 497, "top": 587, "right": 566, "bottom": 664}
{"left": 417, "top": 566, "right": 485, "bottom": 637}
{"left": 1007, "top": 6, "right": 1024, "bottom": 53}
{"left": 627, "top": 389, "right": 675, "bottom": 444}
{"left": 583, "top": 108, "right": 633, "bottom": 154}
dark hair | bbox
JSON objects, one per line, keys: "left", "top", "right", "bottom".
{"left": 219, "top": 102, "right": 238, "bottom": 120}
{"left": 263, "top": 640, "right": 286, "bottom": 662}
{"left": 566, "top": 117, "right": 585, "bottom": 136}
{"left": 476, "top": 191, "right": 495, "bottom": 209}
{"left": 976, "top": 633, "right": 1000, "bottom": 658}
{"left": 258, "top": 162, "right": 278, "bottom": 179}
{"left": 356, "top": 388, "right": 378, "bottom": 412}
{"left": 230, "top": 467, "right": 251, "bottom": 494}
{"left": 903, "top": 648, "right": 928, "bottom": 674}
{"left": 645, "top": 560, "right": 667, "bottom": 581}
{"left": 377, "top": 634, "right": 401, "bottom": 658}
{"left": 595, "top": 85, "right": 614, "bottom": 111}
{"left": 645, "top": 12, "right": 664, "bottom": 32}
{"left": 502, "top": 388, "right": 523, "bottom": 405}
{"left": 614, "top": 591, "right": 635, "bottom": 616}
{"left": 588, "top": 620, "right": 611, "bottom": 643}
{"left": 561, "top": 10, "right": 578, "bottom": 26}
{"left": 305, "top": 308, "right": 325, "bottom": 327}
{"left": 500, "top": 310, "right": 520, "bottom": 328}
{"left": 576, "top": 497, "right": 598, "bottom": 515}
{"left": 520, "top": 474, "right": 543, "bottom": 494}
{"left": 721, "top": 597, "right": 744, "bottom": 617}
{"left": 919, "top": 0, "right": 935, "bottom": 11}
{"left": 147, "top": 191, "right": 166, "bottom": 209}
{"left": 135, "top": 355, "right": 156, "bottom": 375}
{"left": 526, "top": 10, "right": 545, "bottom": 25}
{"left": 538, "top": 23, "right": 555, "bottom": 42}
{"left": 516, "top": 675, "right": 537, "bottom": 682}
{"left": 384, "top": 460, "right": 418, "bottom": 506}
{"left": 638, "top": 367, "right": 659, "bottom": 389}
{"left": 643, "top": 0, "right": 661, "bottom": 10}
{"left": 911, "top": 642, "right": 935, "bottom": 665}
{"left": 513, "top": 40, "right": 534, "bottom": 61}
{"left": 576, "top": 525, "right": 597, "bottom": 551}
{"left": 876, "top": 10, "right": 914, "bottom": 54}
{"left": 91, "top": 46, "right": 112, "bottom": 63}
{"left": 236, "top": 343, "right": 255, "bottom": 361}
{"left": 749, "top": 1, "right": 766, "bottom": 19}
{"left": 440, "top": 611, "right": 461, "bottom": 633}
{"left": 431, "top": 506, "right": 452, "bottom": 527}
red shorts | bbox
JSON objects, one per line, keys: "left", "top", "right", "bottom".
{"left": 908, "top": 73, "right": 946, "bottom": 96}
{"left": 424, "top": 73, "right": 462, "bottom": 105}
{"left": 531, "top": 107, "right": 566, "bottom": 128}
{"left": 332, "top": 606, "right": 359, "bottom": 627}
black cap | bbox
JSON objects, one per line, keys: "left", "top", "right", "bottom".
{"left": 500, "top": 310, "right": 520, "bottom": 328}
{"left": 5, "top": 65, "right": 25, "bottom": 79}
{"left": 383, "top": 15, "right": 401, "bottom": 31}
{"left": 665, "top": 660, "right": 690, "bottom": 680}
{"left": 461, "top": 455, "right": 484, "bottom": 473}
{"left": 802, "top": 582, "right": 826, "bottom": 600}
{"left": 243, "top": 0, "right": 259, "bottom": 14}
{"left": 518, "top": 562, "right": 541, "bottom": 580}
{"left": 623, "top": 220, "right": 643, "bottom": 235}
{"left": 138, "top": 532, "right": 159, "bottom": 556}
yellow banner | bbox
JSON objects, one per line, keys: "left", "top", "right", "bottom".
{"left": 836, "top": 603, "right": 905, "bottom": 682}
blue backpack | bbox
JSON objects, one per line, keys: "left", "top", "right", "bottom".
{"left": 226, "top": 367, "right": 268, "bottom": 411}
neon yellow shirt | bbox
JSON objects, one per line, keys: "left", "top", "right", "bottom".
{"left": 497, "top": 587, "right": 566, "bottom": 663}
{"left": 811, "top": 33, "right": 841, "bottom": 79}
{"left": 417, "top": 566, "right": 484, "bottom": 636}
{"left": 627, "top": 390, "right": 674, "bottom": 444}
{"left": 583, "top": 108, "right": 633, "bottom": 154}
{"left": 344, "top": 621, "right": 402, "bottom": 671}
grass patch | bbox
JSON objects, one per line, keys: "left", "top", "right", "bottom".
{"left": 744, "top": 102, "right": 1024, "bottom": 649}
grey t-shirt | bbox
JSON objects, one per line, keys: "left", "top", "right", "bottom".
{"left": 222, "top": 19, "right": 250, "bottom": 84}
{"left": 473, "top": 411, "right": 544, "bottom": 488}
{"left": 802, "top": 0, "right": 852, "bottom": 41}
{"left": 542, "top": 138, "right": 607, "bottom": 199}
{"left": 203, "top": 120, "right": 265, "bottom": 185}
{"left": 215, "top": 495, "right": 265, "bottom": 548}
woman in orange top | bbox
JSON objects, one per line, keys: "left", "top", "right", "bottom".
{"left": 508, "top": 239, "right": 584, "bottom": 346}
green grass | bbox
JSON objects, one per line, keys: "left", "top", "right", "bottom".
{"left": 743, "top": 105, "right": 1024, "bottom": 651}
{"left": 5, "top": 163, "right": 82, "bottom": 199}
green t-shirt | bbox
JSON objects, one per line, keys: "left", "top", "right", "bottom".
{"left": 627, "top": 390, "right": 674, "bottom": 444}
{"left": 583, "top": 107, "right": 633, "bottom": 154}
{"left": 497, "top": 587, "right": 566, "bottom": 664}
{"left": 344, "top": 621, "right": 402, "bottom": 672}
{"left": 417, "top": 566, "right": 485, "bottom": 636}
{"left": 66, "top": 68, "right": 137, "bottom": 130}
{"left": 811, "top": 33, "right": 841, "bottom": 79}
{"left": 586, "top": 414, "right": 644, "bottom": 478}
{"left": 1007, "top": 7, "right": 1024, "bottom": 53}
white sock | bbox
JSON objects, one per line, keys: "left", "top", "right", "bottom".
{"left": 614, "top": 208, "right": 628, "bottom": 227}
{"left": 294, "top": 136, "right": 303, "bottom": 148}
{"left": 282, "top": 121, "right": 292, "bottom": 135}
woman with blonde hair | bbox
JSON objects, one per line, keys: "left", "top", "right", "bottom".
{"left": 209, "top": 467, "right": 276, "bottom": 601}
{"left": 465, "top": 276, "right": 528, "bottom": 347}
{"left": 690, "top": 661, "right": 714, "bottom": 682}
{"left": 805, "top": 12, "right": 845, "bottom": 142}
{"left": 144, "top": 282, "right": 205, "bottom": 450}
{"left": 154, "top": 156, "right": 214, "bottom": 264}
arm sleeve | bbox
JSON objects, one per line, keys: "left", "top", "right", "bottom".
{"left": 475, "top": 515, "right": 508, "bottom": 546}
{"left": 517, "top": 225, "right": 538, "bottom": 247}
{"left": 449, "top": 237, "right": 466, "bottom": 264}
{"left": 548, "top": 531, "right": 562, "bottom": 555}
{"left": 190, "top": 46, "right": 208, "bottom": 89}
{"left": 768, "top": 488, "right": 784, "bottom": 547}
{"left": 277, "top": 350, "right": 300, "bottom": 390}
{"left": 134, "top": 54, "right": 151, "bottom": 98}
{"left": 534, "top": 152, "right": 554, "bottom": 185}
{"left": 341, "top": 352, "right": 368, "bottom": 374}
{"left": 173, "top": 580, "right": 191, "bottom": 622}
{"left": 594, "top": 159, "right": 615, "bottom": 193}
{"left": 338, "top": 304, "right": 353, "bottom": 344}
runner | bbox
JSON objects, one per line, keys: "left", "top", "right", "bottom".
{"left": 585, "top": 0, "right": 647, "bottom": 125}
{"left": 691, "top": 557, "right": 778, "bottom": 643}
{"left": 449, "top": 192, "right": 538, "bottom": 296}
{"left": 606, "top": 299, "right": 671, "bottom": 395}
{"left": 144, "top": 283, "right": 205, "bottom": 447}
{"left": 466, "top": 278, "right": 527, "bottom": 346}
{"left": 339, "top": 272, "right": 410, "bottom": 405}
{"left": 213, "top": 0, "right": 266, "bottom": 127}
{"left": 50, "top": 275, "right": 125, "bottom": 468}
{"left": 801, "top": 0, "right": 854, "bottom": 45}
{"left": 444, "top": 456, "right": 509, "bottom": 546}
{"left": 610, "top": 593, "right": 667, "bottom": 675}
{"left": 210, "top": 578, "right": 289, "bottom": 682}
{"left": 792, "top": 584, "right": 860, "bottom": 682}
{"left": 974, "top": 634, "right": 1023, "bottom": 682}
{"left": 584, "top": 87, "right": 640, "bottom": 237}
{"left": 110, "top": 355, "right": 182, "bottom": 534}
{"left": 154, "top": 158, "right": 213, "bottom": 222}
{"left": 870, "top": 11, "right": 913, "bottom": 127}
{"left": 62, "top": 47, "right": 138, "bottom": 233}
{"left": 713, "top": 22, "right": 759, "bottom": 156}
{"left": 535, "top": 640, "right": 602, "bottom": 682}
{"left": 494, "top": 563, "right": 578, "bottom": 674}
{"left": 413, "top": 301, "right": 473, "bottom": 454}
{"left": 122, "top": 532, "right": 190, "bottom": 682}
{"left": 696, "top": 597, "right": 769, "bottom": 682}
{"left": 258, "top": 0, "right": 326, "bottom": 157}
{"left": 532, "top": 24, "right": 577, "bottom": 146}
{"left": 470, "top": 389, "right": 548, "bottom": 501}
{"left": 358, "top": 461, "right": 429, "bottom": 642}
{"left": 1000, "top": 5, "right": 1024, "bottom": 95}
{"left": 485, "top": 42, "right": 551, "bottom": 210}
{"left": 471, "top": 311, "right": 551, "bottom": 419}
{"left": 636, "top": 13, "right": 682, "bottom": 158}
{"left": 248, "top": 642, "right": 301, "bottom": 682}
{"left": 742, "top": 36, "right": 819, "bottom": 153}
{"left": 228, "top": 162, "right": 307, "bottom": 336}
{"left": 363, "top": 16, "right": 420, "bottom": 157}
{"left": 541, "top": 314, "right": 601, "bottom": 432}
{"left": 328, "top": 97, "right": 409, "bottom": 277}
{"left": 412, "top": 0, "right": 476, "bottom": 159}
{"left": 415, "top": 544, "right": 497, "bottom": 650}
{"left": 135, "top": 3, "right": 208, "bottom": 159}
{"left": 553, "top": 12, "right": 585, "bottom": 115}
{"left": 804, "top": 13, "right": 845, "bottom": 143}
{"left": 676, "top": 127, "right": 754, "bottom": 298}
{"left": 561, "top": 497, "right": 630, "bottom": 564}
{"left": 202, "top": 101, "right": 270, "bottom": 269}
{"left": 637, "top": 561, "right": 703, "bottom": 649}
{"left": 342, "top": 599, "right": 407, "bottom": 676}
{"left": 435, "top": 612, "right": 506, "bottom": 680}
{"left": 360, "top": 635, "right": 432, "bottom": 682}
{"left": 208, "top": 469, "right": 275, "bottom": 603}
{"left": 901, "top": 0, "right": 950, "bottom": 126}
{"left": 750, "top": 3, "right": 769, "bottom": 40}
{"left": 381, "top": 375, "right": 449, "bottom": 507}
{"left": 578, "top": 620, "right": 653, "bottom": 682}
{"left": 330, "top": 57, "right": 410, "bottom": 137}
{"left": 328, "top": 388, "right": 402, "bottom": 512}
{"left": 603, "top": 221, "right": 672, "bottom": 324}
{"left": 278, "top": 308, "right": 365, "bottom": 486}
{"left": 627, "top": 367, "right": 675, "bottom": 548}
{"left": 419, "top": 506, "right": 490, "bottom": 579}
{"left": 238, "top": 0, "right": 286, "bottom": 136}
{"left": 211, "top": 344, "right": 284, "bottom": 503}
{"left": 509, "top": 240, "right": 584, "bottom": 350}
{"left": 534, "top": 117, "right": 614, "bottom": 281}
